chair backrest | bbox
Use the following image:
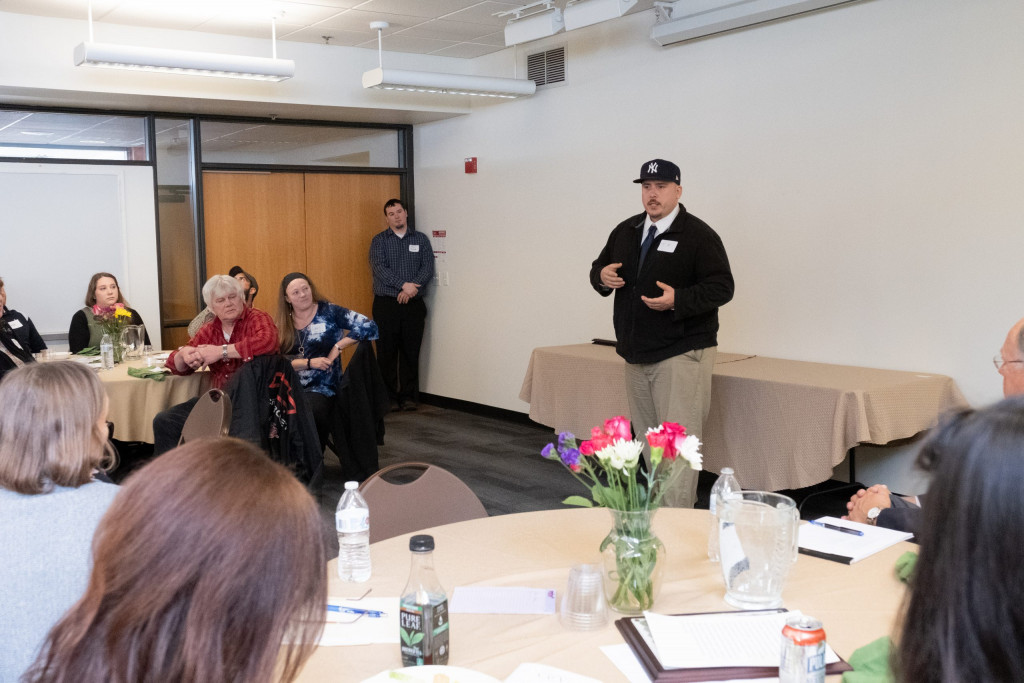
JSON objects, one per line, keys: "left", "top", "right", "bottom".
{"left": 359, "top": 462, "right": 488, "bottom": 544}
{"left": 178, "top": 389, "right": 232, "bottom": 445}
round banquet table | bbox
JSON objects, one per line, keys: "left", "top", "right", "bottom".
{"left": 94, "top": 356, "right": 209, "bottom": 443}
{"left": 296, "top": 507, "right": 912, "bottom": 681}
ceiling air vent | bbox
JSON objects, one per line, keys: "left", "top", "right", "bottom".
{"left": 526, "top": 46, "right": 566, "bottom": 88}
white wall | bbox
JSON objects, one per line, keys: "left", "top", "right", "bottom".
{"left": 413, "top": 0, "right": 1024, "bottom": 413}
{"left": 0, "top": 163, "right": 160, "bottom": 347}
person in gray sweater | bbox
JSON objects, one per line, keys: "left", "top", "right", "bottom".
{"left": 0, "top": 361, "right": 118, "bottom": 683}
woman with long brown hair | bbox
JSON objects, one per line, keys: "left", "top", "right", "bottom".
{"left": 67, "top": 271, "right": 150, "bottom": 353}
{"left": 24, "top": 438, "right": 327, "bottom": 683}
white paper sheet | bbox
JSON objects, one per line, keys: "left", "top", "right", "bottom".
{"left": 450, "top": 586, "right": 557, "bottom": 614}
{"left": 643, "top": 610, "right": 840, "bottom": 669}
{"left": 798, "top": 517, "right": 913, "bottom": 563}
{"left": 602, "top": 643, "right": 778, "bottom": 683}
{"left": 317, "top": 597, "right": 399, "bottom": 646}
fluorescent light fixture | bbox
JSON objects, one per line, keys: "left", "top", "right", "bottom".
{"left": 564, "top": 0, "right": 638, "bottom": 31}
{"left": 651, "top": 0, "right": 864, "bottom": 46}
{"left": 73, "top": 42, "right": 294, "bottom": 81}
{"left": 499, "top": 1, "right": 565, "bottom": 46}
{"left": 362, "top": 22, "right": 535, "bottom": 99}
{"left": 362, "top": 68, "right": 536, "bottom": 98}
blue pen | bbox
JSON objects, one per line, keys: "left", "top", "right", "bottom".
{"left": 809, "top": 519, "right": 864, "bottom": 537}
{"left": 327, "top": 605, "right": 386, "bottom": 618}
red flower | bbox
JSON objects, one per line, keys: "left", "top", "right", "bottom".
{"left": 604, "top": 416, "right": 632, "bottom": 442}
{"left": 579, "top": 440, "right": 595, "bottom": 456}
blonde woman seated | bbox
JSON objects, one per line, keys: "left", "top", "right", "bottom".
{"left": 0, "top": 362, "right": 118, "bottom": 682}
{"left": 24, "top": 438, "right": 326, "bottom": 683}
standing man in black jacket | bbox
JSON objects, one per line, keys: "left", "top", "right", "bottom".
{"left": 590, "top": 159, "right": 735, "bottom": 507}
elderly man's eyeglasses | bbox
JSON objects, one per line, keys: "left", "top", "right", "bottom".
{"left": 993, "top": 355, "right": 1024, "bottom": 371}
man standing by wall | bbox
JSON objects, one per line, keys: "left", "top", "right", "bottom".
{"left": 369, "top": 198, "right": 435, "bottom": 411}
{"left": 590, "top": 159, "right": 734, "bottom": 507}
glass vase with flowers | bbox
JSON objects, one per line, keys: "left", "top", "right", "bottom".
{"left": 542, "top": 417, "right": 703, "bottom": 614}
{"left": 92, "top": 303, "right": 133, "bottom": 363}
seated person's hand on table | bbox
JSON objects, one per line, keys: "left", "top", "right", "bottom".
{"left": 843, "top": 484, "right": 891, "bottom": 523}
{"left": 196, "top": 344, "right": 229, "bottom": 366}
{"left": 174, "top": 345, "right": 206, "bottom": 371}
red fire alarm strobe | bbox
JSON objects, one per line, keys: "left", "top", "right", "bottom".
{"left": 464, "top": 157, "right": 477, "bottom": 174}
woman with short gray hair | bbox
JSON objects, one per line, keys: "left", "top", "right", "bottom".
{"left": 152, "top": 274, "right": 278, "bottom": 454}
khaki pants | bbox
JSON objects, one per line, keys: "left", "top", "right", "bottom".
{"left": 624, "top": 347, "right": 716, "bottom": 508}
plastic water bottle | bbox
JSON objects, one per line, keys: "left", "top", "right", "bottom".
{"left": 708, "top": 467, "right": 741, "bottom": 562}
{"left": 336, "top": 481, "right": 371, "bottom": 582}
{"left": 100, "top": 333, "right": 114, "bottom": 370}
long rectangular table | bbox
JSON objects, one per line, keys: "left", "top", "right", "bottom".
{"left": 295, "top": 508, "right": 913, "bottom": 681}
{"left": 519, "top": 344, "right": 968, "bottom": 490}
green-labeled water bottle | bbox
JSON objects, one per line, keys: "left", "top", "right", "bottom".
{"left": 399, "top": 534, "right": 449, "bottom": 666}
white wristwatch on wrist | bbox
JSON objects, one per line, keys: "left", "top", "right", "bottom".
{"left": 866, "top": 507, "right": 882, "bottom": 525}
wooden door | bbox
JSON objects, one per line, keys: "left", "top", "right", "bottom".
{"left": 202, "top": 171, "right": 307, "bottom": 323}
{"left": 201, "top": 171, "right": 400, "bottom": 363}
{"left": 304, "top": 173, "right": 400, "bottom": 323}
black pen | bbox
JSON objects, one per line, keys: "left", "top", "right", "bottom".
{"left": 809, "top": 520, "right": 864, "bottom": 537}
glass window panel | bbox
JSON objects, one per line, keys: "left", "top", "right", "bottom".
{"left": 0, "top": 110, "right": 147, "bottom": 161}
{"left": 154, "top": 118, "right": 200, "bottom": 341}
{"left": 200, "top": 122, "right": 400, "bottom": 168}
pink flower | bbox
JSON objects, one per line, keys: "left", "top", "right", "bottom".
{"left": 603, "top": 416, "right": 632, "bottom": 442}
{"left": 579, "top": 440, "right": 595, "bottom": 456}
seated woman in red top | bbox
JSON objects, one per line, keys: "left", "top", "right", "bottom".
{"left": 152, "top": 275, "right": 278, "bottom": 454}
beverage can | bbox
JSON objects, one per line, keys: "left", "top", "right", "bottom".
{"left": 779, "top": 614, "right": 826, "bottom": 683}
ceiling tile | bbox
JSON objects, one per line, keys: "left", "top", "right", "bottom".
{"left": 397, "top": 18, "right": 497, "bottom": 42}
{"left": 194, "top": 18, "right": 306, "bottom": 40}
{"left": 276, "top": 26, "right": 370, "bottom": 46}
{"left": 470, "top": 30, "right": 507, "bottom": 47}
{"left": 354, "top": 0, "right": 480, "bottom": 20}
{"left": 313, "top": 8, "right": 425, "bottom": 32}
{"left": 444, "top": 1, "right": 519, "bottom": 27}
{"left": 0, "top": 0, "right": 119, "bottom": 20}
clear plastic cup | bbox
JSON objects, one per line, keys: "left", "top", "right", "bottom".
{"left": 560, "top": 563, "right": 608, "bottom": 631}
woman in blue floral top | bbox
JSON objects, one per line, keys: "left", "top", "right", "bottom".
{"left": 276, "top": 272, "right": 378, "bottom": 450}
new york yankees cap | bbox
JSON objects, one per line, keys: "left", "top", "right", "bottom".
{"left": 633, "top": 158, "right": 681, "bottom": 184}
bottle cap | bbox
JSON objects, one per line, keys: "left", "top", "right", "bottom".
{"left": 344, "top": 481, "right": 359, "bottom": 490}
{"left": 721, "top": 467, "right": 734, "bottom": 475}
{"left": 410, "top": 534, "right": 435, "bottom": 552}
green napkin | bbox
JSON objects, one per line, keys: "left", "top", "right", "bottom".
{"left": 842, "top": 636, "right": 894, "bottom": 683}
{"left": 895, "top": 551, "right": 917, "bottom": 583}
{"left": 127, "top": 367, "right": 168, "bottom": 382}
{"left": 76, "top": 347, "right": 100, "bottom": 356}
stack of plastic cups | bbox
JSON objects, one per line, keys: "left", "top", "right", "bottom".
{"left": 559, "top": 563, "right": 608, "bottom": 631}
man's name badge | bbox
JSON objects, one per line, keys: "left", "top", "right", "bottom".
{"left": 409, "top": 244, "right": 420, "bottom": 252}
{"left": 657, "top": 240, "right": 678, "bottom": 253}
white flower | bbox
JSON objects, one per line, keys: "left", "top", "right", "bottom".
{"left": 596, "top": 438, "right": 643, "bottom": 472}
{"left": 676, "top": 434, "right": 703, "bottom": 470}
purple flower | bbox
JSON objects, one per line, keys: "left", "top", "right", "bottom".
{"left": 560, "top": 447, "right": 582, "bottom": 471}
{"left": 541, "top": 442, "right": 556, "bottom": 459}
{"left": 558, "top": 431, "right": 575, "bottom": 448}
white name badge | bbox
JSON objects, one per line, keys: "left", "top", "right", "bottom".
{"left": 309, "top": 322, "right": 326, "bottom": 335}
{"left": 7, "top": 319, "right": 23, "bottom": 329}
{"left": 409, "top": 244, "right": 420, "bottom": 253}
{"left": 657, "top": 240, "right": 678, "bottom": 253}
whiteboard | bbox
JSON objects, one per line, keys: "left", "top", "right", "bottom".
{"left": 0, "top": 164, "right": 160, "bottom": 344}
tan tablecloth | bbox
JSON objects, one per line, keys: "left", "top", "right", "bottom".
{"left": 296, "top": 507, "right": 911, "bottom": 681}
{"left": 97, "top": 358, "right": 209, "bottom": 442}
{"left": 519, "top": 344, "right": 968, "bottom": 490}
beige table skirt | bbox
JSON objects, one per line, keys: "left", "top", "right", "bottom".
{"left": 520, "top": 344, "right": 968, "bottom": 490}
{"left": 98, "top": 358, "right": 210, "bottom": 443}
{"left": 296, "top": 508, "right": 911, "bottom": 681}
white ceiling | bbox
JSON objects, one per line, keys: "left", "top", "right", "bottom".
{"left": 0, "top": 0, "right": 655, "bottom": 59}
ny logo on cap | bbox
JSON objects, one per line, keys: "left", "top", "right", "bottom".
{"left": 647, "top": 162, "right": 658, "bottom": 174}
